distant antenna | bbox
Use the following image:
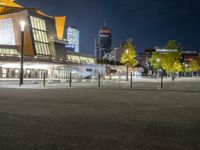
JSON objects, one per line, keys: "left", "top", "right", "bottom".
{"left": 104, "top": 19, "right": 106, "bottom": 27}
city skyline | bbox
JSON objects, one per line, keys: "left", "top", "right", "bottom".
{"left": 16, "top": 0, "right": 200, "bottom": 55}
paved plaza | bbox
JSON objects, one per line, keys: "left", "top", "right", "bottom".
{"left": 0, "top": 80, "right": 200, "bottom": 150}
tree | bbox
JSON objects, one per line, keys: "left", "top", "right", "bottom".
{"left": 120, "top": 38, "right": 137, "bottom": 80}
{"left": 163, "top": 40, "right": 182, "bottom": 80}
{"left": 165, "top": 40, "right": 183, "bottom": 51}
{"left": 197, "top": 55, "right": 200, "bottom": 67}
{"left": 188, "top": 59, "right": 199, "bottom": 76}
{"left": 161, "top": 52, "right": 182, "bottom": 76}
{"left": 149, "top": 40, "right": 183, "bottom": 80}
{"left": 149, "top": 52, "right": 163, "bottom": 70}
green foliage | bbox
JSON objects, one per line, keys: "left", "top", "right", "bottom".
{"left": 120, "top": 39, "right": 137, "bottom": 67}
{"left": 197, "top": 55, "right": 200, "bottom": 66}
{"left": 165, "top": 40, "right": 182, "bottom": 51}
{"left": 149, "top": 51, "right": 182, "bottom": 73}
{"left": 149, "top": 40, "right": 183, "bottom": 74}
{"left": 161, "top": 52, "right": 182, "bottom": 73}
{"left": 149, "top": 52, "right": 163, "bottom": 70}
{"left": 188, "top": 60, "right": 199, "bottom": 72}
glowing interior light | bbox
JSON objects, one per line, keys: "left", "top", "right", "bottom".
{"left": 20, "top": 21, "right": 26, "bottom": 31}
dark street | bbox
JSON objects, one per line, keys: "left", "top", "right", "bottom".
{"left": 0, "top": 87, "right": 199, "bottom": 150}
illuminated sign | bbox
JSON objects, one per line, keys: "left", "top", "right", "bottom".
{"left": 66, "top": 44, "right": 75, "bottom": 49}
{"left": 156, "top": 49, "right": 177, "bottom": 52}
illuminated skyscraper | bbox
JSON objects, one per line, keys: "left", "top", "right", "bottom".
{"left": 67, "top": 27, "right": 80, "bottom": 53}
{"left": 95, "top": 26, "right": 112, "bottom": 61}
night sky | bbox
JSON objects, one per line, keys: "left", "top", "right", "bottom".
{"left": 17, "top": 0, "right": 200, "bottom": 55}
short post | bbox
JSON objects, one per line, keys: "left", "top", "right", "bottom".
{"left": 161, "top": 70, "right": 163, "bottom": 89}
{"left": 43, "top": 72, "right": 46, "bottom": 86}
{"left": 130, "top": 72, "right": 133, "bottom": 88}
{"left": 126, "top": 65, "right": 129, "bottom": 81}
{"left": 98, "top": 72, "right": 100, "bottom": 87}
{"left": 19, "top": 72, "right": 21, "bottom": 86}
{"left": 69, "top": 72, "right": 72, "bottom": 87}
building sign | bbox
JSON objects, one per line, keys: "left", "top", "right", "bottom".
{"left": 0, "top": 18, "right": 15, "bottom": 45}
{"left": 156, "top": 49, "right": 177, "bottom": 52}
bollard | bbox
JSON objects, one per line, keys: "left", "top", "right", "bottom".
{"left": 43, "top": 72, "right": 46, "bottom": 86}
{"left": 98, "top": 72, "right": 100, "bottom": 87}
{"left": 69, "top": 72, "right": 72, "bottom": 87}
{"left": 130, "top": 72, "right": 133, "bottom": 88}
{"left": 161, "top": 70, "right": 163, "bottom": 89}
{"left": 126, "top": 65, "right": 129, "bottom": 81}
{"left": 19, "top": 72, "right": 21, "bottom": 87}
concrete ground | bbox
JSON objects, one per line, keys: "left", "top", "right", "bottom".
{"left": 0, "top": 81, "right": 200, "bottom": 150}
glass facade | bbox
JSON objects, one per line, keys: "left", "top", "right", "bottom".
{"left": 67, "top": 27, "right": 79, "bottom": 52}
{"left": 67, "top": 54, "right": 95, "bottom": 64}
{"left": 30, "top": 16, "right": 51, "bottom": 56}
{"left": 0, "top": 18, "right": 15, "bottom": 45}
{"left": 0, "top": 48, "right": 19, "bottom": 56}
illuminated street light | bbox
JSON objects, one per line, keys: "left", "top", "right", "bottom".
{"left": 20, "top": 21, "right": 25, "bottom": 32}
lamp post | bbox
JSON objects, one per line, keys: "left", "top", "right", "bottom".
{"left": 126, "top": 49, "right": 129, "bottom": 81}
{"left": 185, "top": 64, "right": 188, "bottom": 77}
{"left": 157, "top": 58, "right": 163, "bottom": 88}
{"left": 19, "top": 21, "right": 25, "bottom": 86}
{"left": 156, "top": 58, "right": 160, "bottom": 79}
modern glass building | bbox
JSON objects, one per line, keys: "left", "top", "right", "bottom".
{"left": 95, "top": 27, "right": 112, "bottom": 61}
{"left": 67, "top": 27, "right": 80, "bottom": 53}
{"left": 0, "top": 0, "right": 97, "bottom": 79}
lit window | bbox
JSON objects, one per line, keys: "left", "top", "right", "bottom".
{"left": 0, "top": 18, "right": 15, "bottom": 45}
{"left": 0, "top": 48, "right": 19, "bottom": 56}
{"left": 30, "top": 16, "right": 51, "bottom": 56}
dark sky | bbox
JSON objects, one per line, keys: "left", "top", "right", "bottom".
{"left": 17, "top": 0, "right": 200, "bottom": 55}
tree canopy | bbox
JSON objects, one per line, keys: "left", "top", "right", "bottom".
{"left": 149, "top": 40, "right": 182, "bottom": 73}
{"left": 162, "top": 52, "right": 182, "bottom": 73}
{"left": 188, "top": 59, "right": 199, "bottom": 72}
{"left": 165, "top": 40, "right": 183, "bottom": 51}
{"left": 120, "top": 38, "right": 137, "bottom": 67}
{"left": 149, "top": 52, "right": 163, "bottom": 70}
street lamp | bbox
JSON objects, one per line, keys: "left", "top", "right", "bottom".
{"left": 157, "top": 58, "right": 163, "bottom": 88}
{"left": 19, "top": 21, "right": 25, "bottom": 86}
{"left": 126, "top": 49, "right": 129, "bottom": 81}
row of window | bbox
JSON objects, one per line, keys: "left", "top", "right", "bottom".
{"left": 30, "top": 16, "right": 47, "bottom": 31}
{"left": 0, "top": 48, "right": 19, "bottom": 56}
{"left": 32, "top": 29, "right": 48, "bottom": 43}
{"left": 30, "top": 16, "right": 51, "bottom": 56}
{"left": 67, "top": 55, "right": 95, "bottom": 64}
{"left": 35, "top": 42, "right": 51, "bottom": 56}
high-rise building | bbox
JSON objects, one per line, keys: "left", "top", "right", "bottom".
{"left": 95, "top": 26, "right": 112, "bottom": 61}
{"left": 67, "top": 27, "right": 80, "bottom": 53}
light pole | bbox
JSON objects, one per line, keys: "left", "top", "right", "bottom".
{"left": 185, "top": 64, "right": 188, "bottom": 77}
{"left": 157, "top": 58, "right": 163, "bottom": 88}
{"left": 126, "top": 49, "right": 129, "bottom": 81}
{"left": 156, "top": 58, "right": 160, "bottom": 79}
{"left": 19, "top": 21, "right": 25, "bottom": 86}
